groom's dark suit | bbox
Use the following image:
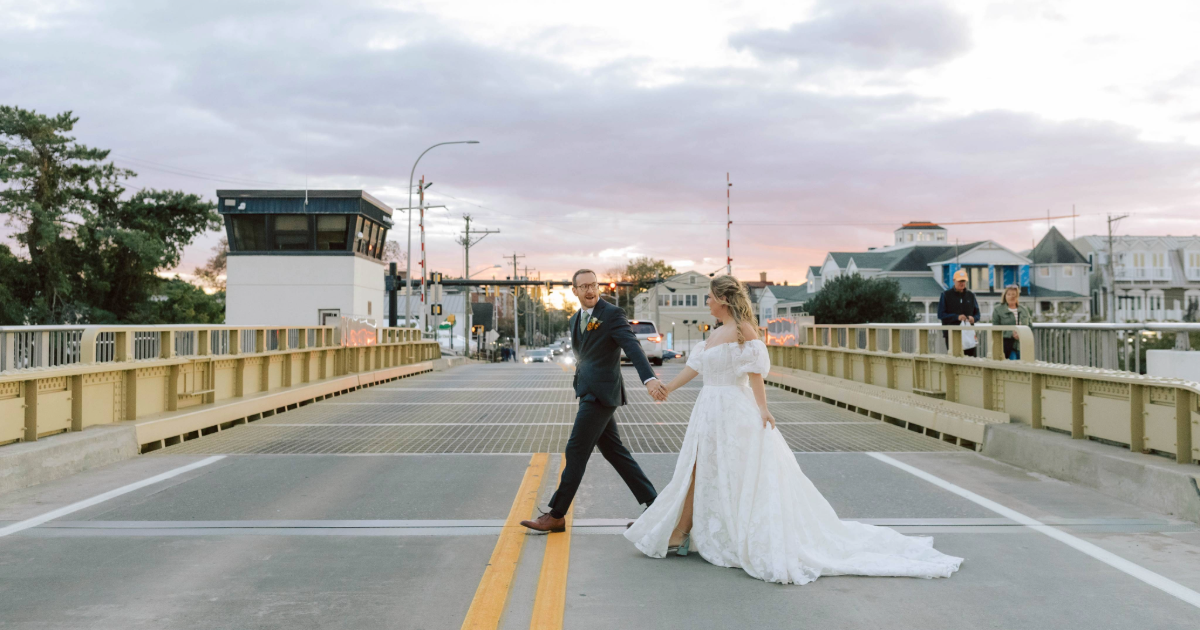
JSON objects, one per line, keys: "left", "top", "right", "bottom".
{"left": 547, "top": 297, "right": 658, "bottom": 518}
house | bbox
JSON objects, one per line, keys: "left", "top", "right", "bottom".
{"left": 795, "top": 222, "right": 1089, "bottom": 323}
{"left": 1072, "top": 234, "right": 1200, "bottom": 322}
{"left": 632, "top": 270, "right": 716, "bottom": 353}
{"left": 759, "top": 284, "right": 811, "bottom": 323}
{"left": 1022, "top": 227, "right": 1091, "bottom": 321}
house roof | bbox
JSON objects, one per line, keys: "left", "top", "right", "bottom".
{"left": 898, "top": 221, "right": 945, "bottom": 230}
{"left": 926, "top": 242, "right": 988, "bottom": 264}
{"left": 767, "top": 284, "right": 810, "bottom": 303}
{"left": 1028, "top": 226, "right": 1089, "bottom": 265}
{"left": 808, "top": 265, "right": 821, "bottom": 277}
{"left": 890, "top": 276, "right": 946, "bottom": 299}
{"left": 1028, "top": 287, "right": 1087, "bottom": 298}
{"left": 828, "top": 250, "right": 906, "bottom": 270}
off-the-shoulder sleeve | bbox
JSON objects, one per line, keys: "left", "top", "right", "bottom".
{"left": 733, "top": 339, "right": 771, "bottom": 376}
{"left": 685, "top": 340, "right": 706, "bottom": 374}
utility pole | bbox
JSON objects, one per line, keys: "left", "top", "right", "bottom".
{"left": 1106, "top": 213, "right": 1128, "bottom": 323}
{"left": 459, "top": 214, "right": 499, "bottom": 355}
{"left": 507, "top": 253, "right": 525, "bottom": 357}
{"left": 726, "top": 173, "right": 733, "bottom": 276}
{"left": 419, "top": 176, "right": 426, "bottom": 332}
{"left": 524, "top": 264, "right": 538, "bottom": 346}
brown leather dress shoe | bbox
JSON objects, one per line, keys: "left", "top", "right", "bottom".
{"left": 520, "top": 512, "right": 566, "bottom": 533}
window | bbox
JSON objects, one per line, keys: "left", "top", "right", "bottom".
{"left": 937, "top": 233, "right": 945, "bottom": 241}
{"left": 229, "top": 215, "right": 267, "bottom": 250}
{"left": 272, "top": 215, "right": 310, "bottom": 250}
{"left": 765, "top": 308, "right": 774, "bottom": 318}
{"left": 1190, "top": 253, "right": 1200, "bottom": 268}
{"left": 1132, "top": 253, "right": 1146, "bottom": 267}
{"left": 1152, "top": 253, "right": 1164, "bottom": 268}
{"left": 316, "top": 215, "right": 348, "bottom": 250}
{"left": 1040, "top": 301, "right": 1053, "bottom": 313}
{"left": 1037, "top": 266, "right": 1050, "bottom": 277}
{"left": 629, "top": 322, "right": 657, "bottom": 335}
{"left": 969, "top": 266, "right": 987, "bottom": 291}
{"left": 354, "top": 217, "right": 366, "bottom": 253}
{"left": 685, "top": 294, "right": 698, "bottom": 306}
{"left": 790, "top": 306, "right": 805, "bottom": 314}
{"left": 907, "top": 233, "right": 913, "bottom": 242}
{"left": 689, "top": 276, "right": 696, "bottom": 284}
{"left": 1063, "top": 266, "right": 1074, "bottom": 277}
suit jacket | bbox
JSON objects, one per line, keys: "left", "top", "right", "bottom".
{"left": 569, "top": 298, "right": 657, "bottom": 407}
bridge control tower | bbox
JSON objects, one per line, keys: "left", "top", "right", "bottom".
{"left": 217, "top": 189, "right": 392, "bottom": 326}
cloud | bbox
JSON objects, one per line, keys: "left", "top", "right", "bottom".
{"left": 730, "top": 0, "right": 972, "bottom": 72}
{"left": 0, "top": 0, "right": 1196, "bottom": 285}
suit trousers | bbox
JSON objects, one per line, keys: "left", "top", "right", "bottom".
{"left": 548, "top": 399, "right": 657, "bottom": 518}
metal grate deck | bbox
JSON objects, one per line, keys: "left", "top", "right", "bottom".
{"left": 158, "top": 364, "right": 963, "bottom": 455}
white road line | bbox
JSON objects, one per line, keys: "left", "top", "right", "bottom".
{"left": 249, "top": 422, "right": 866, "bottom": 427}
{"left": 322, "top": 401, "right": 813, "bottom": 406}
{"left": 0, "top": 456, "right": 225, "bottom": 538}
{"left": 867, "top": 452, "right": 1200, "bottom": 610}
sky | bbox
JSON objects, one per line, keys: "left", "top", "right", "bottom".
{"left": 3, "top": 0, "right": 1199, "bottom": 286}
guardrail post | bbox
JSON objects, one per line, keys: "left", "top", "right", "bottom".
{"left": 1129, "top": 383, "right": 1144, "bottom": 452}
{"left": 71, "top": 374, "right": 83, "bottom": 431}
{"left": 1176, "top": 389, "right": 1193, "bottom": 464}
{"left": 164, "top": 331, "right": 179, "bottom": 412}
{"left": 231, "top": 330, "right": 245, "bottom": 398}
{"left": 982, "top": 367, "right": 994, "bottom": 410}
{"left": 989, "top": 330, "right": 1004, "bottom": 360}
{"left": 1030, "top": 373, "right": 1043, "bottom": 429}
{"left": 950, "top": 328, "right": 963, "bottom": 357}
{"left": 23, "top": 379, "right": 38, "bottom": 441}
{"left": 944, "top": 360, "right": 957, "bottom": 403}
{"left": 1071, "top": 377, "right": 1085, "bottom": 439}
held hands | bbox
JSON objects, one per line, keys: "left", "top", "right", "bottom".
{"left": 958, "top": 314, "right": 975, "bottom": 324}
{"left": 646, "top": 379, "right": 669, "bottom": 402}
{"left": 760, "top": 408, "right": 776, "bottom": 430}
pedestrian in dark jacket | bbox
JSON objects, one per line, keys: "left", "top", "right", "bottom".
{"left": 937, "top": 269, "right": 981, "bottom": 357}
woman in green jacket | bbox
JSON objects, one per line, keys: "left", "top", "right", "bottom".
{"left": 992, "top": 285, "right": 1033, "bottom": 360}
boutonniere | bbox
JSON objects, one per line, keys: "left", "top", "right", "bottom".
{"left": 586, "top": 317, "right": 603, "bottom": 332}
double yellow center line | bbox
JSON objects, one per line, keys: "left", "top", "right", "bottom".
{"left": 460, "top": 453, "right": 574, "bottom": 630}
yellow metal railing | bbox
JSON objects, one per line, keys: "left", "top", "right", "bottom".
{"left": 766, "top": 323, "right": 1199, "bottom": 464}
{"left": 0, "top": 325, "right": 438, "bottom": 448}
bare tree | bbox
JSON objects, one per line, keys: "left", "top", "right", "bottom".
{"left": 193, "top": 237, "right": 228, "bottom": 292}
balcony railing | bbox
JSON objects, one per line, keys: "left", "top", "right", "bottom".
{"left": 1115, "top": 267, "right": 1171, "bottom": 280}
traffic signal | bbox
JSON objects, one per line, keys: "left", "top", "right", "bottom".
{"left": 430, "top": 272, "right": 443, "bottom": 284}
{"left": 431, "top": 304, "right": 442, "bottom": 315}
{"left": 609, "top": 282, "right": 616, "bottom": 290}
{"left": 446, "top": 314, "right": 456, "bottom": 325}
{"left": 698, "top": 323, "right": 711, "bottom": 332}
{"left": 472, "top": 325, "right": 485, "bottom": 334}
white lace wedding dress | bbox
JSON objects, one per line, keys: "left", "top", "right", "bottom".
{"left": 623, "top": 339, "right": 963, "bottom": 585}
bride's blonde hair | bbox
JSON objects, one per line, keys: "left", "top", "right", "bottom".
{"left": 709, "top": 275, "right": 759, "bottom": 344}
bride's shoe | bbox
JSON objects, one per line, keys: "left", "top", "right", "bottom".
{"left": 667, "top": 532, "right": 690, "bottom": 556}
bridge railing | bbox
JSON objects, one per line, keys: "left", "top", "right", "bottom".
{"left": 766, "top": 322, "right": 1199, "bottom": 465}
{"left": 1031, "top": 322, "right": 1200, "bottom": 373}
{"left": 0, "top": 324, "right": 437, "bottom": 449}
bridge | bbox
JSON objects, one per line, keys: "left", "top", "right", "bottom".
{"left": 1, "top": 323, "right": 1199, "bottom": 628}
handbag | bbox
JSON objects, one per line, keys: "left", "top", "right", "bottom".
{"left": 960, "top": 323, "right": 978, "bottom": 351}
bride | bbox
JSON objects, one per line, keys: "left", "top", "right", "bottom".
{"left": 623, "top": 275, "right": 963, "bottom": 585}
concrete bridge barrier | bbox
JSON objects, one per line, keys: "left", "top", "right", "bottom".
{"left": 765, "top": 322, "right": 1200, "bottom": 520}
{"left": 0, "top": 324, "right": 439, "bottom": 491}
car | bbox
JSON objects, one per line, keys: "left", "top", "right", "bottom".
{"left": 619, "top": 320, "right": 664, "bottom": 366}
{"left": 662, "top": 349, "right": 683, "bottom": 360}
{"left": 523, "top": 349, "right": 554, "bottom": 364}
{"left": 547, "top": 342, "right": 564, "bottom": 356}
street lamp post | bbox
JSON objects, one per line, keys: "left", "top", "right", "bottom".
{"left": 406, "top": 140, "right": 479, "bottom": 329}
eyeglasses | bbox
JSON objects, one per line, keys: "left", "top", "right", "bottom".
{"left": 574, "top": 282, "right": 599, "bottom": 291}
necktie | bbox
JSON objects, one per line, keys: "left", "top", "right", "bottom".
{"left": 579, "top": 309, "right": 588, "bottom": 336}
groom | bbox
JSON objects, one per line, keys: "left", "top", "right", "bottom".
{"left": 520, "top": 269, "right": 668, "bottom": 532}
